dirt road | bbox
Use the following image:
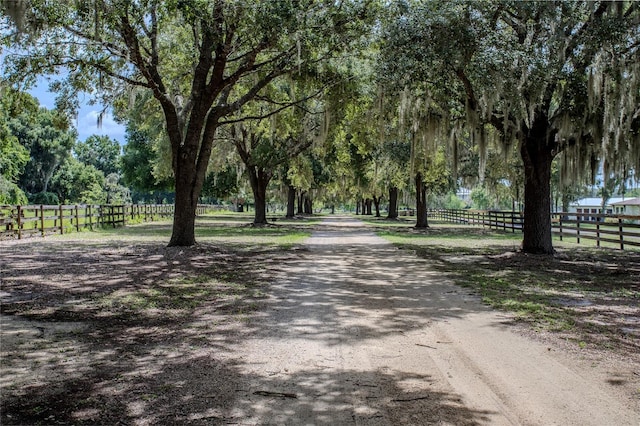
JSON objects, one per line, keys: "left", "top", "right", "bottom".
{"left": 223, "top": 216, "right": 638, "bottom": 425}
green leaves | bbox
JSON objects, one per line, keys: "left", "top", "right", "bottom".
{"left": 75, "top": 135, "right": 121, "bottom": 176}
{"left": 9, "top": 106, "right": 76, "bottom": 195}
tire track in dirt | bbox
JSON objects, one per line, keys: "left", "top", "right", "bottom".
{"left": 228, "top": 216, "right": 638, "bottom": 425}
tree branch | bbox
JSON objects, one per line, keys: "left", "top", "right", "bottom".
{"left": 63, "top": 26, "right": 129, "bottom": 60}
{"left": 564, "top": 1, "right": 609, "bottom": 61}
{"left": 454, "top": 68, "right": 477, "bottom": 110}
{"left": 218, "top": 87, "right": 325, "bottom": 125}
{"left": 92, "top": 62, "right": 151, "bottom": 88}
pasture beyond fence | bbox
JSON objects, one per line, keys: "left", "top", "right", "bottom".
{"left": 0, "top": 204, "right": 215, "bottom": 240}
{"left": 429, "top": 209, "right": 640, "bottom": 250}
{"left": 3, "top": 204, "right": 639, "bottom": 250}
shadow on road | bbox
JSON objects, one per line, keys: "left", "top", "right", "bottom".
{"left": 1, "top": 216, "right": 496, "bottom": 424}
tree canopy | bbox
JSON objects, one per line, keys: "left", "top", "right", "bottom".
{"left": 380, "top": 0, "right": 640, "bottom": 253}
{"left": 1, "top": 0, "right": 378, "bottom": 245}
{"left": 2, "top": 0, "right": 638, "bottom": 254}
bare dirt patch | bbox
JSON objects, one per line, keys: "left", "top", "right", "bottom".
{"left": 1, "top": 236, "right": 290, "bottom": 425}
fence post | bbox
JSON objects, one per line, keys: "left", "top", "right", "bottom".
{"left": 75, "top": 205, "right": 80, "bottom": 232}
{"left": 618, "top": 217, "right": 624, "bottom": 250}
{"left": 596, "top": 219, "right": 601, "bottom": 248}
{"left": 16, "top": 205, "right": 22, "bottom": 239}
{"left": 558, "top": 214, "right": 563, "bottom": 242}
{"left": 576, "top": 214, "right": 581, "bottom": 244}
{"left": 59, "top": 204, "right": 64, "bottom": 235}
{"left": 40, "top": 204, "right": 45, "bottom": 237}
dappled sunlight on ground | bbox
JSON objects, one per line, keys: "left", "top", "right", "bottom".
{"left": 1, "top": 215, "right": 638, "bottom": 424}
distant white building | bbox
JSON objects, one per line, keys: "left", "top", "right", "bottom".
{"left": 610, "top": 198, "right": 640, "bottom": 216}
{"left": 457, "top": 187, "right": 472, "bottom": 204}
{"left": 568, "top": 197, "right": 625, "bottom": 220}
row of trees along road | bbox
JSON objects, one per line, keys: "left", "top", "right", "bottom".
{"left": 2, "top": 1, "right": 639, "bottom": 254}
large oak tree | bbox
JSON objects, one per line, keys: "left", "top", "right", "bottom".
{"left": 1, "top": 0, "right": 376, "bottom": 246}
{"left": 381, "top": 1, "right": 640, "bottom": 254}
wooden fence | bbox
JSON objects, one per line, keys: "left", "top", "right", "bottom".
{"left": 0, "top": 204, "right": 213, "bottom": 240}
{"left": 428, "top": 209, "right": 524, "bottom": 232}
{"left": 428, "top": 209, "right": 640, "bottom": 250}
{"left": 551, "top": 212, "right": 640, "bottom": 250}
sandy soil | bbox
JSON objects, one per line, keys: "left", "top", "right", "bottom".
{"left": 1, "top": 216, "right": 639, "bottom": 425}
{"left": 222, "top": 216, "right": 639, "bottom": 425}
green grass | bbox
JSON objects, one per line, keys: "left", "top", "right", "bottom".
{"left": 48, "top": 212, "right": 312, "bottom": 247}
{"left": 552, "top": 233, "right": 640, "bottom": 251}
{"left": 462, "top": 270, "right": 576, "bottom": 330}
{"left": 358, "top": 216, "right": 417, "bottom": 227}
{"left": 374, "top": 222, "right": 523, "bottom": 255}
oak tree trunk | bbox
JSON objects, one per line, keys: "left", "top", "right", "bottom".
{"left": 561, "top": 193, "right": 571, "bottom": 215}
{"left": 520, "top": 114, "right": 556, "bottom": 254}
{"left": 304, "top": 195, "right": 312, "bottom": 214}
{"left": 247, "top": 167, "right": 271, "bottom": 225}
{"left": 365, "top": 198, "right": 372, "bottom": 215}
{"left": 166, "top": 103, "right": 219, "bottom": 247}
{"left": 415, "top": 172, "right": 429, "bottom": 228}
{"left": 169, "top": 151, "right": 202, "bottom": 247}
{"left": 387, "top": 186, "right": 399, "bottom": 219}
{"left": 373, "top": 195, "right": 382, "bottom": 217}
{"left": 170, "top": 187, "right": 198, "bottom": 246}
{"left": 286, "top": 184, "right": 296, "bottom": 218}
{"left": 297, "top": 191, "right": 304, "bottom": 214}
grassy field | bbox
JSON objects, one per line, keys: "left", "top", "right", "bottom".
{"left": 369, "top": 218, "right": 639, "bottom": 354}
{"left": 46, "top": 212, "right": 314, "bottom": 248}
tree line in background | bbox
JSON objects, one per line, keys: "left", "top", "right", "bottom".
{"left": 0, "top": 89, "right": 170, "bottom": 206}
{"left": 0, "top": 87, "right": 640, "bottom": 211}
{"left": 1, "top": 1, "right": 638, "bottom": 254}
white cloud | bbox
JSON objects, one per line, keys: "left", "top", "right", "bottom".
{"left": 27, "top": 76, "right": 127, "bottom": 144}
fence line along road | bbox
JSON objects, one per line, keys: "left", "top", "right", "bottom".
{"left": 3, "top": 205, "right": 639, "bottom": 250}
{"left": 428, "top": 209, "right": 640, "bottom": 251}
{"left": 0, "top": 204, "right": 215, "bottom": 240}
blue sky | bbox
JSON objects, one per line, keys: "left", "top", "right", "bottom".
{"left": 29, "top": 77, "right": 127, "bottom": 144}
{"left": 1, "top": 47, "right": 126, "bottom": 144}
